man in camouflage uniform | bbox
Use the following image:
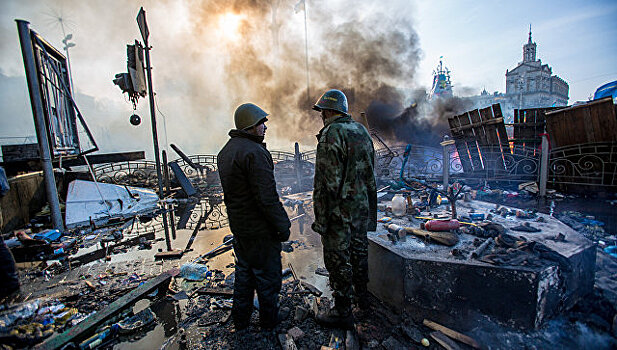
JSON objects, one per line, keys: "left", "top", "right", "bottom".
{"left": 311, "top": 89, "right": 377, "bottom": 329}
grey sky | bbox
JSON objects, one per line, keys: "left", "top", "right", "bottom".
{"left": 0, "top": 0, "right": 615, "bottom": 157}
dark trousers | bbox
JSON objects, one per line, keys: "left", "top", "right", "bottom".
{"left": 0, "top": 236, "right": 20, "bottom": 298}
{"left": 232, "top": 236, "right": 282, "bottom": 330}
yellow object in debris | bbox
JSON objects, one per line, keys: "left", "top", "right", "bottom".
{"left": 421, "top": 338, "right": 430, "bottom": 347}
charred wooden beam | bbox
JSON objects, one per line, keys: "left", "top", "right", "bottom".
{"left": 61, "top": 151, "right": 145, "bottom": 166}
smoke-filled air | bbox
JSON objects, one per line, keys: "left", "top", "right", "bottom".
{"left": 189, "top": 0, "right": 473, "bottom": 148}
{"left": 0, "top": 0, "right": 475, "bottom": 155}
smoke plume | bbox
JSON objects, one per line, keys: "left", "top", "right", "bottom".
{"left": 1, "top": 0, "right": 470, "bottom": 156}
{"left": 187, "top": 0, "right": 424, "bottom": 146}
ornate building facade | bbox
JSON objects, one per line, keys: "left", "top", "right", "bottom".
{"left": 504, "top": 29, "right": 569, "bottom": 108}
{"left": 468, "top": 28, "right": 569, "bottom": 121}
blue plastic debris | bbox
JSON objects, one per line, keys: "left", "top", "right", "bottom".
{"left": 469, "top": 213, "right": 485, "bottom": 221}
{"left": 180, "top": 263, "right": 211, "bottom": 281}
{"left": 34, "top": 229, "right": 62, "bottom": 242}
{"left": 604, "top": 246, "right": 617, "bottom": 259}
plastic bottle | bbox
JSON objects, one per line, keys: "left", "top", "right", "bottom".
{"left": 391, "top": 194, "right": 407, "bottom": 217}
{"left": 179, "top": 263, "right": 211, "bottom": 281}
{"left": 79, "top": 324, "right": 119, "bottom": 350}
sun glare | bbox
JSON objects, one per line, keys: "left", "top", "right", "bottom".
{"left": 218, "top": 12, "right": 245, "bottom": 42}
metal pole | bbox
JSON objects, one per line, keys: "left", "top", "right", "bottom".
{"left": 539, "top": 133, "right": 549, "bottom": 197}
{"left": 294, "top": 142, "right": 302, "bottom": 192}
{"left": 303, "top": 0, "right": 310, "bottom": 102}
{"left": 16, "top": 20, "right": 64, "bottom": 230}
{"left": 143, "top": 30, "right": 171, "bottom": 251}
{"left": 162, "top": 150, "right": 176, "bottom": 240}
{"left": 440, "top": 135, "right": 455, "bottom": 191}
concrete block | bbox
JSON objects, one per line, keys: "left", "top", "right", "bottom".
{"left": 368, "top": 203, "right": 596, "bottom": 329}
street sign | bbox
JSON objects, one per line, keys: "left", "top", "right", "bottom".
{"left": 136, "top": 7, "right": 149, "bottom": 42}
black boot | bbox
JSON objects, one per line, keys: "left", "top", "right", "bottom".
{"left": 316, "top": 302, "right": 354, "bottom": 329}
{"left": 353, "top": 286, "right": 370, "bottom": 311}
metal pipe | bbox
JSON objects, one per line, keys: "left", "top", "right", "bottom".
{"left": 141, "top": 12, "right": 171, "bottom": 251}
{"left": 294, "top": 142, "right": 302, "bottom": 192}
{"left": 162, "top": 151, "right": 176, "bottom": 240}
{"left": 16, "top": 20, "right": 64, "bottom": 230}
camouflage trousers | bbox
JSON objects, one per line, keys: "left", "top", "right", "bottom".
{"left": 321, "top": 219, "right": 368, "bottom": 310}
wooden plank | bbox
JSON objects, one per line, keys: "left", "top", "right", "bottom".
{"left": 430, "top": 331, "right": 462, "bottom": 350}
{"left": 468, "top": 110, "right": 489, "bottom": 169}
{"left": 479, "top": 107, "right": 505, "bottom": 172}
{"left": 1, "top": 143, "right": 40, "bottom": 162}
{"left": 423, "top": 319, "right": 481, "bottom": 349}
{"left": 69, "top": 232, "right": 155, "bottom": 266}
{"left": 36, "top": 268, "right": 179, "bottom": 350}
{"left": 528, "top": 110, "right": 537, "bottom": 151}
{"left": 154, "top": 249, "right": 184, "bottom": 259}
{"left": 61, "top": 151, "right": 145, "bottom": 166}
{"left": 546, "top": 109, "right": 565, "bottom": 148}
{"left": 512, "top": 109, "right": 525, "bottom": 155}
{"left": 520, "top": 110, "right": 533, "bottom": 149}
{"left": 196, "top": 286, "right": 234, "bottom": 296}
{"left": 583, "top": 106, "right": 597, "bottom": 144}
{"left": 447, "top": 117, "right": 473, "bottom": 173}
{"left": 491, "top": 104, "right": 511, "bottom": 155}
{"left": 457, "top": 113, "right": 483, "bottom": 171}
{"left": 589, "top": 100, "right": 617, "bottom": 142}
{"left": 570, "top": 107, "right": 589, "bottom": 145}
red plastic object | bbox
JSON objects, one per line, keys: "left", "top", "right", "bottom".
{"left": 424, "top": 219, "right": 460, "bottom": 231}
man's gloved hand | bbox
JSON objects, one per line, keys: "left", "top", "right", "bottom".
{"left": 311, "top": 222, "right": 326, "bottom": 235}
{"left": 277, "top": 229, "right": 291, "bottom": 242}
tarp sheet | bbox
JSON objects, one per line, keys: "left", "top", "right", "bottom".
{"left": 65, "top": 180, "right": 159, "bottom": 229}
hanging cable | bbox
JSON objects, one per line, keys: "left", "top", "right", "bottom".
{"left": 155, "top": 99, "right": 170, "bottom": 154}
{"left": 83, "top": 154, "right": 111, "bottom": 214}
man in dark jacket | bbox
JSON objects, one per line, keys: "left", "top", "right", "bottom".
{"left": 311, "top": 89, "right": 377, "bottom": 329}
{"left": 217, "top": 103, "right": 291, "bottom": 332}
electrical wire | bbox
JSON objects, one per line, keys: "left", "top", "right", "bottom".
{"left": 154, "top": 98, "right": 170, "bottom": 155}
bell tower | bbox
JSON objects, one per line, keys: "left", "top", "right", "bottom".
{"left": 523, "top": 25, "right": 537, "bottom": 63}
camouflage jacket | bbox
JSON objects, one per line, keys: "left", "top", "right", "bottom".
{"left": 312, "top": 115, "right": 377, "bottom": 234}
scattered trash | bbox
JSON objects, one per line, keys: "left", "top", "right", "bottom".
{"left": 469, "top": 213, "right": 485, "bottom": 221}
{"left": 117, "top": 308, "right": 156, "bottom": 334}
{"left": 78, "top": 324, "right": 119, "bottom": 349}
{"left": 180, "top": 263, "right": 211, "bottom": 281}
{"left": 604, "top": 246, "right": 617, "bottom": 259}
{"left": 0, "top": 300, "right": 41, "bottom": 331}
{"left": 511, "top": 222, "right": 541, "bottom": 233}
{"left": 424, "top": 219, "right": 460, "bottom": 231}
{"left": 33, "top": 229, "right": 62, "bottom": 243}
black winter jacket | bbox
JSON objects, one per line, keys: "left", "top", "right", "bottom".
{"left": 217, "top": 130, "right": 291, "bottom": 241}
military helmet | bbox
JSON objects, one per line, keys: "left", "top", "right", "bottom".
{"left": 312, "top": 89, "right": 349, "bottom": 116}
{"left": 234, "top": 103, "right": 269, "bottom": 130}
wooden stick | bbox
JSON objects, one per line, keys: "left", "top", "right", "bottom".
{"left": 423, "top": 319, "right": 481, "bottom": 349}
{"left": 430, "top": 331, "right": 462, "bottom": 350}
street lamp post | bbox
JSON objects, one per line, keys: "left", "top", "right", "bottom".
{"left": 62, "top": 34, "right": 75, "bottom": 94}
{"left": 137, "top": 8, "right": 172, "bottom": 251}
